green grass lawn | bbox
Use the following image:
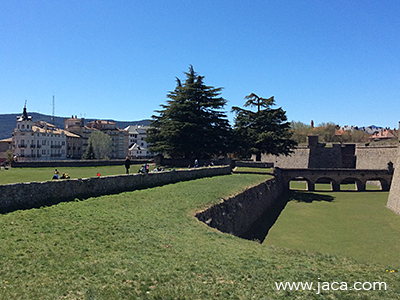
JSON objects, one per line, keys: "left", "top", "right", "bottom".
{"left": 234, "top": 167, "right": 273, "bottom": 174}
{"left": 0, "top": 174, "right": 399, "bottom": 299}
{"left": 0, "top": 165, "right": 148, "bottom": 185}
{"left": 266, "top": 182, "right": 400, "bottom": 266}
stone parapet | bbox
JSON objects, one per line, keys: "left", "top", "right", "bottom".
{"left": 0, "top": 166, "right": 231, "bottom": 213}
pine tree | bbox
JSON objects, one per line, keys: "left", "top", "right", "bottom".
{"left": 147, "top": 66, "right": 231, "bottom": 159}
{"left": 83, "top": 140, "right": 95, "bottom": 160}
{"left": 232, "top": 93, "right": 297, "bottom": 160}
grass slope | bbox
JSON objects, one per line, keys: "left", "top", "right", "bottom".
{"left": 0, "top": 174, "right": 399, "bottom": 299}
{"left": 0, "top": 165, "right": 145, "bottom": 185}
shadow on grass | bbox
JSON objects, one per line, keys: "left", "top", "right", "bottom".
{"left": 288, "top": 190, "right": 335, "bottom": 203}
{"left": 239, "top": 192, "right": 290, "bottom": 243}
{"left": 240, "top": 191, "right": 335, "bottom": 243}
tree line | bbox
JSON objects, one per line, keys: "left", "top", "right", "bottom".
{"left": 290, "top": 121, "right": 395, "bottom": 144}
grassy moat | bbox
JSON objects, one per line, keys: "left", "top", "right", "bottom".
{"left": 0, "top": 170, "right": 399, "bottom": 299}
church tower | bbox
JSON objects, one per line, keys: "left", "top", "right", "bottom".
{"left": 16, "top": 102, "right": 33, "bottom": 132}
{"left": 13, "top": 102, "right": 34, "bottom": 160}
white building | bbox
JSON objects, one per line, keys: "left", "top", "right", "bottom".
{"left": 12, "top": 105, "right": 80, "bottom": 161}
{"left": 125, "top": 125, "right": 152, "bottom": 158}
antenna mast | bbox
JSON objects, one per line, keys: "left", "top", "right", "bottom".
{"left": 52, "top": 95, "right": 55, "bottom": 125}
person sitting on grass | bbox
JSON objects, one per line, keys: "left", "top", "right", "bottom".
{"left": 52, "top": 169, "right": 60, "bottom": 180}
{"left": 60, "top": 173, "right": 70, "bottom": 179}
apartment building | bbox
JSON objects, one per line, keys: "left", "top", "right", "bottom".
{"left": 12, "top": 106, "right": 80, "bottom": 161}
{"left": 64, "top": 116, "right": 97, "bottom": 158}
{"left": 86, "top": 120, "right": 129, "bottom": 159}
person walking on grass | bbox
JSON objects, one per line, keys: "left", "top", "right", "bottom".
{"left": 124, "top": 157, "right": 131, "bottom": 174}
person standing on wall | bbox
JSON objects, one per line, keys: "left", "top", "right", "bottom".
{"left": 124, "top": 157, "right": 131, "bottom": 174}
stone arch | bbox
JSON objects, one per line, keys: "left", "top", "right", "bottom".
{"left": 287, "top": 176, "right": 314, "bottom": 191}
{"left": 365, "top": 177, "right": 390, "bottom": 191}
{"left": 314, "top": 177, "right": 339, "bottom": 191}
{"left": 339, "top": 177, "right": 364, "bottom": 191}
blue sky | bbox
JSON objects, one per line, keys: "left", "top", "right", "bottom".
{"left": 1, "top": 0, "right": 399, "bottom": 128}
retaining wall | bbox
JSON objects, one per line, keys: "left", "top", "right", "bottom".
{"left": 387, "top": 147, "right": 400, "bottom": 214}
{"left": 235, "top": 161, "right": 274, "bottom": 168}
{"left": 195, "top": 177, "right": 285, "bottom": 237}
{"left": 0, "top": 166, "right": 231, "bottom": 213}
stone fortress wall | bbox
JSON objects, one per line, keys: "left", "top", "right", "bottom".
{"left": 355, "top": 146, "right": 399, "bottom": 169}
{"left": 0, "top": 166, "right": 231, "bottom": 213}
{"left": 260, "top": 136, "right": 398, "bottom": 170}
{"left": 387, "top": 146, "right": 400, "bottom": 215}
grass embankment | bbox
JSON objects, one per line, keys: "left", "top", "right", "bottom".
{"left": 0, "top": 174, "right": 399, "bottom": 299}
{"left": 0, "top": 165, "right": 147, "bottom": 185}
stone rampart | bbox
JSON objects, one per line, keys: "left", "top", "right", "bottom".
{"left": 261, "top": 148, "right": 310, "bottom": 168}
{"left": 195, "top": 177, "right": 285, "bottom": 237}
{"left": 0, "top": 166, "right": 231, "bottom": 213}
{"left": 355, "top": 146, "right": 398, "bottom": 169}
{"left": 261, "top": 144, "right": 398, "bottom": 170}
{"left": 387, "top": 147, "right": 400, "bottom": 214}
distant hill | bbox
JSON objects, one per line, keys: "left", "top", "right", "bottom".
{"left": 0, "top": 113, "right": 151, "bottom": 140}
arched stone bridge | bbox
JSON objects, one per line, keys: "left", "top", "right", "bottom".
{"left": 274, "top": 168, "right": 393, "bottom": 191}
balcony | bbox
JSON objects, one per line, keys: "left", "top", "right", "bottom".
{"left": 51, "top": 145, "right": 62, "bottom": 149}
{"left": 30, "top": 145, "right": 36, "bottom": 149}
{"left": 18, "top": 144, "right": 27, "bottom": 148}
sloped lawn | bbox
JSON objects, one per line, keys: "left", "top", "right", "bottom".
{"left": 0, "top": 174, "right": 398, "bottom": 299}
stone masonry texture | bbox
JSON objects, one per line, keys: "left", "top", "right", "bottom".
{"left": 0, "top": 166, "right": 231, "bottom": 213}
